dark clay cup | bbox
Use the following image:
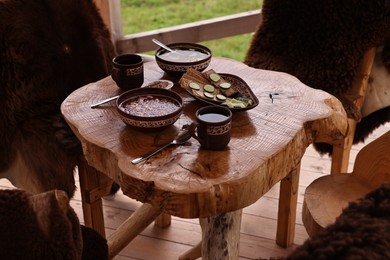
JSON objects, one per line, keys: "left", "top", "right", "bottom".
{"left": 111, "top": 54, "right": 144, "bottom": 91}
{"left": 189, "top": 105, "right": 232, "bottom": 150}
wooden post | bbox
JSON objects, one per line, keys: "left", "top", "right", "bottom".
{"left": 200, "top": 210, "right": 242, "bottom": 260}
{"left": 93, "top": 0, "right": 123, "bottom": 46}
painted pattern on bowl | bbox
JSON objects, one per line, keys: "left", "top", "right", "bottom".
{"left": 119, "top": 115, "right": 181, "bottom": 129}
{"left": 116, "top": 88, "right": 183, "bottom": 131}
{"left": 155, "top": 60, "right": 211, "bottom": 73}
{"left": 155, "top": 42, "right": 212, "bottom": 75}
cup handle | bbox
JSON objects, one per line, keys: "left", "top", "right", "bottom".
{"left": 189, "top": 122, "right": 204, "bottom": 146}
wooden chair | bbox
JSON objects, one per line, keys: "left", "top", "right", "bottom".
{"left": 330, "top": 47, "right": 376, "bottom": 174}
{"left": 302, "top": 130, "right": 390, "bottom": 237}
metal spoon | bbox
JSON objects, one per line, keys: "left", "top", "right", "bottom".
{"left": 90, "top": 95, "right": 119, "bottom": 108}
{"left": 152, "top": 38, "right": 186, "bottom": 56}
{"left": 90, "top": 80, "right": 175, "bottom": 109}
{"left": 152, "top": 38, "right": 176, "bottom": 53}
{"left": 131, "top": 125, "right": 191, "bottom": 164}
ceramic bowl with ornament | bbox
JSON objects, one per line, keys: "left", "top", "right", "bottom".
{"left": 116, "top": 88, "right": 183, "bottom": 131}
{"left": 155, "top": 42, "right": 212, "bottom": 76}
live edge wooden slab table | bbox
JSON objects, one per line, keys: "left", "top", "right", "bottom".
{"left": 61, "top": 57, "right": 348, "bottom": 259}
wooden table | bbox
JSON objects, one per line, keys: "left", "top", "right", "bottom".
{"left": 61, "top": 57, "right": 348, "bottom": 259}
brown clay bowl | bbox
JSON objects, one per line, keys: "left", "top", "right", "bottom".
{"left": 116, "top": 88, "right": 183, "bottom": 131}
{"left": 155, "top": 42, "right": 212, "bottom": 76}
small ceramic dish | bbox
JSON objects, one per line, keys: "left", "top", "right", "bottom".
{"left": 155, "top": 42, "right": 212, "bottom": 76}
{"left": 116, "top": 88, "right": 183, "bottom": 131}
{"left": 142, "top": 79, "right": 174, "bottom": 89}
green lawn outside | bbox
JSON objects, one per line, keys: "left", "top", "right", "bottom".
{"left": 120, "top": 0, "right": 263, "bottom": 61}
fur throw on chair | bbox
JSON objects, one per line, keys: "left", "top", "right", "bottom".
{"left": 244, "top": 0, "right": 390, "bottom": 154}
{"left": 0, "top": 189, "right": 79, "bottom": 259}
{"left": 0, "top": 189, "right": 108, "bottom": 260}
{"left": 286, "top": 183, "right": 390, "bottom": 259}
{"left": 0, "top": 0, "right": 115, "bottom": 197}
{"left": 81, "top": 225, "right": 109, "bottom": 260}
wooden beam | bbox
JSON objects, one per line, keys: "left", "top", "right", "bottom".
{"left": 93, "top": 0, "right": 122, "bottom": 44}
{"left": 116, "top": 9, "right": 262, "bottom": 54}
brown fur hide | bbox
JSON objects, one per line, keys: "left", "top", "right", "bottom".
{"left": 244, "top": 0, "right": 390, "bottom": 154}
{"left": 287, "top": 183, "right": 390, "bottom": 259}
{"left": 81, "top": 225, "right": 108, "bottom": 260}
{"left": 0, "top": 0, "right": 115, "bottom": 196}
{"left": 0, "top": 189, "right": 82, "bottom": 259}
{"left": 0, "top": 189, "right": 108, "bottom": 260}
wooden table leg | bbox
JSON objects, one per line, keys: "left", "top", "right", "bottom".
{"left": 154, "top": 213, "right": 171, "bottom": 228}
{"left": 107, "top": 203, "right": 163, "bottom": 258}
{"left": 78, "top": 159, "right": 113, "bottom": 237}
{"left": 200, "top": 209, "right": 242, "bottom": 260}
{"left": 276, "top": 165, "right": 300, "bottom": 247}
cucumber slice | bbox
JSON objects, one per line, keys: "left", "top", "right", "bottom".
{"left": 209, "top": 73, "right": 221, "bottom": 82}
{"left": 189, "top": 82, "right": 201, "bottom": 90}
{"left": 219, "top": 82, "right": 231, "bottom": 89}
{"left": 204, "top": 84, "right": 215, "bottom": 93}
{"left": 216, "top": 94, "right": 226, "bottom": 101}
{"left": 204, "top": 92, "right": 214, "bottom": 99}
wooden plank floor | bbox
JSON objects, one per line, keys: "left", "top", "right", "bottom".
{"left": 1, "top": 123, "right": 389, "bottom": 260}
